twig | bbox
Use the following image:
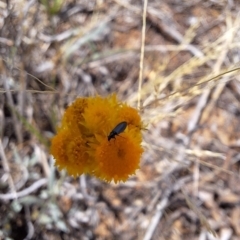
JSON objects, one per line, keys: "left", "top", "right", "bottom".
{"left": 0, "top": 139, "right": 17, "bottom": 199}
{"left": 35, "top": 145, "right": 50, "bottom": 178}
{"left": 24, "top": 205, "right": 34, "bottom": 240}
{"left": 143, "top": 176, "right": 192, "bottom": 240}
{"left": 201, "top": 14, "right": 238, "bottom": 119}
{"left": 3, "top": 77, "right": 23, "bottom": 143}
{"left": 138, "top": 0, "right": 148, "bottom": 109}
{"left": 15, "top": 0, "right": 36, "bottom": 46}
{"left": 0, "top": 37, "right": 13, "bottom": 46}
{"left": 143, "top": 197, "right": 168, "bottom": 240}
{"left": 187, "top": 88, "right": 210, "bottom": 142}
{"left": 146, "top": 7, "right": 207, "bottom": 60}
{"left": 187, "top": 13, "right": 238, "bottom": 143}
{"left": 79, "top": 175, "right": 95, "bottom": 201}
{"left": 0, "top": 178, "right": 47, "bottom": 201}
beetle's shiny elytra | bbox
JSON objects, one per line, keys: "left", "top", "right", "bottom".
{"left": 108, "top": 121, "right": 127, "bottom": 141}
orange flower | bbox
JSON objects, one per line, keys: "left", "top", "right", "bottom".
{"left": 93, "top": 129, "right": 143, "bottom": 183}
{"left": 50, "top": 93, "right": 144, "bottom": 183}
{"left": 82, "top": 95, "right": 117, "bottom": 135}
{"left": 50, "top": 128, "right": 89, "bottom": 177}
{"left": 118, "top": 104, "right": 142, "bottom": 129}
{"left": 61, "top": 98, "right": 88, "bottom": 132}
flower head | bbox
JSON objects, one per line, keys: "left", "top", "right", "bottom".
{"left": 82, "top": 95, "right": 117, "bottom": 135}
{"left": 50, "top": 127, "right": 89, "bottom": 177}
{"left": 61, "top": 98, "right": 88, "bottom": 133}
{"left": 50, "top": 93, "right": 144, "bottom": 183}
{"left": 118, "top": 104, "right": 142, "bottom": 129}
{"left": 93, "top": 129, "right": 143, "bottom": 183}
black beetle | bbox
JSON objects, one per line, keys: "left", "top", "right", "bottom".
{"left": 108, "top": 121, "right": 127, "bottom": 141}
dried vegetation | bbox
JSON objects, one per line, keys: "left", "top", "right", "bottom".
{"left": 1, "top": 0, "right": 240, "bottom": 239}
